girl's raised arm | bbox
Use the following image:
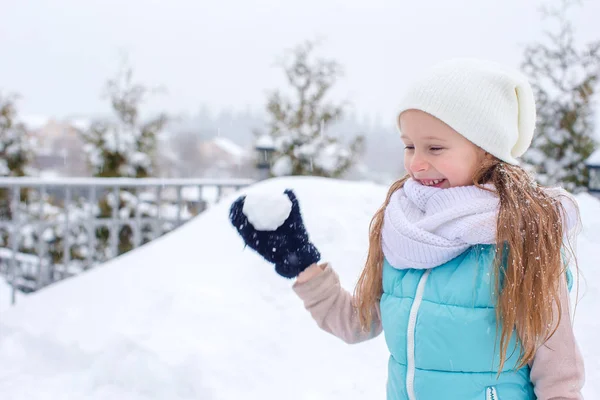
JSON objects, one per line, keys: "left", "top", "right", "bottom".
{"left": 293, "top": 263, "right": 382, "bottom": 344}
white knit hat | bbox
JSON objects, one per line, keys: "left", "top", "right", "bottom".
{"left": 396, "top": 58, "right": 536, "bottom": 165}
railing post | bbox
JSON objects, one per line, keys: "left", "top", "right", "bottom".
{"left": 37, "top": 186, "right": 48, "bottom": 287}
{"left": 110, "top": 186, "right": 119, "bottom": 258}
{"left": 86, "top": 186, "right": 97, "bottom": 270}
{"left": 197, "top": 185, "right": 205, "bottom": 213}
{"left": 176, "top": 185, "right": 182, "bottom": 227}
{"left": 154, "top": 186, "right": 162, "bottom": 239}
{"left": 62, "top": 186, "right": 72, "bottom": 279}
{"left": 133, "top": 187, "right": 142, "bottom": 248}
{"left": 216, "top": 185, "right": 223, "bottom": 202}
{"left": 10, "top": 186, "right": 21, "bottom": 305}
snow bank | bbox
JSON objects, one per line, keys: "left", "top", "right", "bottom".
{"left": 0, "top": 177, "right": 389, "bottom": 399}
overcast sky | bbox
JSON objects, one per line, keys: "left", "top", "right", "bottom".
{"left": 2, "top": 0, "right": 599, "bottom": 126}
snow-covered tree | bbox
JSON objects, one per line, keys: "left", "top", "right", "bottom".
{"left": 0, "top": 93, "right": 31, "bottom": 178}
{"left": 261, "top": 40, "right": 364, "bottom": 178}
{"left": 81, "top": 62, "right": 168, "bottom": 178}
{"left": 0, "top": 93, "right": 32, "bottom": 221}
{"left": 80, "top": 60, "right": 169, "bottom": 256}
{"left": 521, "top": 0, "right": 599, "bottom": 192}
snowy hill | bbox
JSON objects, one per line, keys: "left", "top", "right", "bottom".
{"left": 0, "top": 177, "right": 598, "bottom": 399}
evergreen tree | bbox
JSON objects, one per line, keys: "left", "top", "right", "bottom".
{"left": 81, "top": 62, "right": 167, "bottom": 178}
{"left": 0, "top": 93, "right": 32, "bottom": 221}
{"left": 261, "top": 40, "right": 364, "bottom": 178}
{"left": 0, "top": 93, "right": 31, "bottom": 178}
{"left": 522, "top": 0, "right": 599, "bottom": 192}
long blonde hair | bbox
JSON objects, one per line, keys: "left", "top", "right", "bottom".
{"left": 354, "top": 157, "right": 579, "bottom": 371}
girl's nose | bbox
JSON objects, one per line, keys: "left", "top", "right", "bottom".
{"left": 410, "top": 153, "right": 429, "bottom": 172}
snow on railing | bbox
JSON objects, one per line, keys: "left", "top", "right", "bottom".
{"left": 0, "top": 177, "right": 254, "bottom": 303}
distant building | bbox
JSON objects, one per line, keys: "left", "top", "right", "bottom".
{"left": 23, "top": 116, "right": 92, "bottom": 177}
{"left": 197, "top": 137, "right": 249, "bottom": 174}
{"left": 21, "top": 115, "right": 257, "bottom": 179}
{"left": 164, "top": 132, "right": 254, "bottom": 178}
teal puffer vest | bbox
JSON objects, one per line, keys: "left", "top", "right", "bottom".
{"left": 380, "top": 245, "right": 536, "bottom": 400}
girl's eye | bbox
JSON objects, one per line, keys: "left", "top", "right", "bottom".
{"left": 430, "top": 147, "right": 444, "bottom": 152}
{"left": 404, "top": 145, "right": 414, "bottom": 150}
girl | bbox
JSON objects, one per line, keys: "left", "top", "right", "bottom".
{"left": 229, "top": 58, "right": 585, "bottom": 399}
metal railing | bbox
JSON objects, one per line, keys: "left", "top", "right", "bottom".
{"left": 0, "top": 177, "right": 253, "bottom": 303}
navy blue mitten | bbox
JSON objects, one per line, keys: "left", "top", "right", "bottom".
{"left": 229, "top": 189, "right": 321, "bottom": 279}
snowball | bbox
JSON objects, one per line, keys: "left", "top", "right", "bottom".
{"left": 242, "top": 191, "right": 292, "bottom": 231}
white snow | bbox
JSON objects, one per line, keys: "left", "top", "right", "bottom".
{"left": 69, "top": 118, "right": 93, "bottom": 132}
{"left": 271, "top": 154, "right": 293, "bottom": 176}
{"left": 37, "top": 169, "right": 61, "bottom": 179}
{"left": 315, "top": 142, "right": 351, "bottom": 174}
{"left": 255, "top": 134, "right": 275, "bottom": 149}
{"left": 80, "top": 120, "right": 158, "bottom": 178}
{"left": 242, "top": 191, "right": 292, "bottom": 231}
{"left": 587, "top": 149, "right": 600, "bottom": 166}
{"left": 0, "top": 177, "right": 598, "bottom": 399}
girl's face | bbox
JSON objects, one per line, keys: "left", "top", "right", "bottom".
{"left": 399, "top": 109, "right": 486, "bottom": 189}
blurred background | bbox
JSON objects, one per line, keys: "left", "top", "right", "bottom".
{"left": 2, "top": 0, "right": 599, "bottom": 185}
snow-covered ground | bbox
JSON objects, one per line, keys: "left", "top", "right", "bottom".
{"left": 0, "top": 176, "right": 598, "bottom": 399}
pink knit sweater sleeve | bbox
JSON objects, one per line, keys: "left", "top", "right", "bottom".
{"left": 292, "top": 263, "right": 382, "bottom": 344}
{"left": 529, "top": 274, "right": 585, "bottom": 399}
